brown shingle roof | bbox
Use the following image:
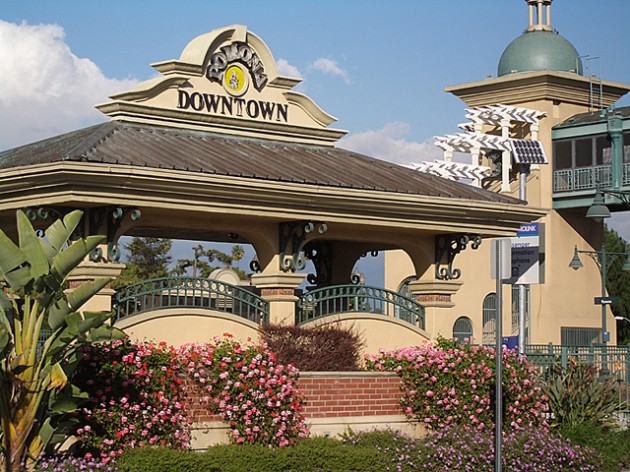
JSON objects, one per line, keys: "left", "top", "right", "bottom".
{"left": 0, "top": 121, "right": 521, "bottom": 204}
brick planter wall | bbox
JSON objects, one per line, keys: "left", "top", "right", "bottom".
{"left": 184, "top": 371, "right": 424, "bottom": 449}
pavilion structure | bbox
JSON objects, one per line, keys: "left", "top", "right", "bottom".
{"left": 0, "top": 25, "right": 545, "bottom": 352}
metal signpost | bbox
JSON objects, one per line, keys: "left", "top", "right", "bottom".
{"left": 491, "top": 238, "right": 511, "bottom": 472}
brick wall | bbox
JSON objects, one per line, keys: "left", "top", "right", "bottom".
{"left": 183, "top": 371, "right": 403, "bottom": 423}
{"left": 298, "top": 372, "right": 402, "bottom": 418}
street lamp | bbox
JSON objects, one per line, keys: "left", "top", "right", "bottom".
{"left": 570, "top": 245, "right": 630, "bottom": 373}
{"left": 615, "top": 315, "right": 630, "bottom": 324}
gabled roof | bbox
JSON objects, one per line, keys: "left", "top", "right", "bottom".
{"left": 0, "top": 121, "right": 521, "bottom": 205}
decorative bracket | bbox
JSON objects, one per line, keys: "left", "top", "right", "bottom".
{"left": 24, "top": 205, "right": 141, "bottom": 263}
{"left": 279, "top": 221, "right": 328, "bottom": 272}
{"left": 87, "top": 207, "right": 142, "bottom": 263}
{"left": 435, "top": 233, "right": 482, "bottom": 280}
{"left": 304, "top": 241, "right": 332, "bottom": 286}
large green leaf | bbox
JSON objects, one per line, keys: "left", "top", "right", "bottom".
{"left": 47, "top": 278, "right": 109, "bottom": 331}
{"left": 40, "top": 210, "right": 84, "bottom": 262}
{"left": 50, "top": 235, "right": 105, "bottom": 282}
{"left": 0, "top": 323, "right": 10, "bottom": 354}
{"left": 17, "top": 211, "right": 49, "bottom": 281}
{"left": 86, "top": 325, "right": 126, "bottom": 343}
{"left": 65, "top": 311, "right": 111, "bottom": 337}
{"left": 0, "top": 230, "right": 31, "bottom": 290}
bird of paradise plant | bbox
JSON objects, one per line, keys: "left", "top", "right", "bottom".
{"left": 0, "top": 210, "right": 125, "bottom": 471}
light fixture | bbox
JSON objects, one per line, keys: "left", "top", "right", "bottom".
{"left": 615, "top": 315, "right": 630, "bottom": 323}
{"left": 586, "top": 188, "right": 611, "bottom": 222}
{"left": 622, "top": 257, "right": 630, "bottom": 272}
{"left": 569, "top": 246, "right": 583, "bottom": 270}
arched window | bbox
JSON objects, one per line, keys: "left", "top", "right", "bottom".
{"left": 453, "top": 316, "right": 473, "bottom": 343}
{"left": 482, "top": 293, "right": 497, "bottom": 344}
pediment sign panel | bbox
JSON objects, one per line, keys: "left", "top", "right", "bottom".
{"left": 97, "top": 25, "right": 346, "bottom": 144}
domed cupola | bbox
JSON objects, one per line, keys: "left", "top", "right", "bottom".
{"left": 498, "top": 0, "right": 583, "bottom": 77}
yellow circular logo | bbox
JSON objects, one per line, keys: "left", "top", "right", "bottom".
{"left": 222, "top": 64, "right": 249, "bottom": 96}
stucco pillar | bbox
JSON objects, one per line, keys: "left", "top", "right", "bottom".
{"left": 407, "top": 279, "right": 463, "bottom": 338}
{"left": 251, "top": 272, "right": 306, "bottom": 326}
{"left": 67, "top": 261, "right": 126, "bottom": 312}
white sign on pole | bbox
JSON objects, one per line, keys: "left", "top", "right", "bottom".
{"left": 508, "top": 223, "right": 540, "bottom": 285}
{"left": 490, "top": 238, "right": 512, "bottom": 280}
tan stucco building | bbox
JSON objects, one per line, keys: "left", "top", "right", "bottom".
{"left": 385, "top": 0, "right": 630, "bottom": 347}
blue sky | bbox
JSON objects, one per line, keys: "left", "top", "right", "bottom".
{"left": 1, "top": 0, "right": 630, "bottom": 280}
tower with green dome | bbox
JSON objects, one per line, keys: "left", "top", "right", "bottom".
{"left": 498, "top": 0, "right": 583, "bottom": 77}
{"left": 433, "top": 0, "right": 630, "bottom": 347}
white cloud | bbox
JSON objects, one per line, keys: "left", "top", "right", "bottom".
{"left": 276, "top": 58, "right": 303, "bottom": 79}
{"left": 338, "top": 121, "right": 443, "bottom": 165}
{"left": 0, "top": 20, "right": 138, "bottom": 150}
{"left": 310, "top": 58, "right": 351, "bottom": 84}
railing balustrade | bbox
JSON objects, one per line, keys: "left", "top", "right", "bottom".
{"left": 112, "top": 276, "right": 269, "bottom": 323}
{"left": 553, "top": 164, "right": 630, "bottom": 192}
{"left": 296, "top": 284, "right": 425, "bottom": 330}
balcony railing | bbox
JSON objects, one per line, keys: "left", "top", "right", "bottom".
{"left": 112, "top": 276, "right": 269, "bottom": 323}
{"left": 296, "top": 284, "right": 425, "bottom": 330}
{"left": 554, "top": 163, "right": 630, "bottom": 192}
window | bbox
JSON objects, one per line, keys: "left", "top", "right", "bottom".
{"left": 553, "top": 140, "right": 572, "bottom": 170}
{"left": 561, "top": 327, "right": 601, "bottom": 346}
{"left": 453, "top": 317, "right": 473, "bottom": 344}
{"left": 596, "top": 135, "right": 612, "bottom": 165}
{"left": 574, "top": 138, "right": 593, "bottom": 167}
{"left": 624, "top": 132, "right": 630, "bottom": 163}
{"left": 482, "top": 293, "right": 496, "bottom": 344}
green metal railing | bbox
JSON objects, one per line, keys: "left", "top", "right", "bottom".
{"left": 553, "top": 163, "right": 630, "bottom": 192}
{"left": 112, "top": 276, "right": 269, "bottom": 324}
{"left": 525, "top": 344, "right": 630, "bottom": 420}
{"left": 296, "top": 284, "right": 425, "bottom": 329}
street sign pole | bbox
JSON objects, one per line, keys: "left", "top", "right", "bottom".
{"left": 492, "top": 238, "right": 510, "bottom": 472}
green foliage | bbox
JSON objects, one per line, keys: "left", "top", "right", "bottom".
{"left": 605, "top": 225, "right": 630, "bottom": 344}
{"left": 172, "top": 244, "right": 246, "bottom": 279}
{"left": 117, "top": 437, "right": 381, "bottom": 472}
{"left": 113, "top": 427, "right": 613, "bottom": 472}
{"left": 543, "top": 360, "right": 620, "bottom": 429}
{"left": 261, "top": 323, "right": 364, "bottom": 371}
{"left": 557, "top": 423, "right": 630, "bottom": 471}
{"left": 116, "top": 448, "right": 213, "bottom": 472}
{"left": 112, "top": 238, "right": 172, "bottom": 289}
{"left": 0, "top": 210, "right": 125, "bottom": 471}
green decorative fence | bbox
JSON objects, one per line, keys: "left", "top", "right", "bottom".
{"left": 296, "top": 284, "right": 425, "bottom": 330}
{"left": 525, "top": 344, "right": 630, "bottom": 422}
{"left": 112, "top": 276, "right": 269, "bottom": 324}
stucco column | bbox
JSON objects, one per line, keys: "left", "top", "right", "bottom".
{"left": 67, "top": 261, "right": 126, "bottom": 312}
{"left": 251, "top": 272, "right": 306, "bottom": 326}
{"left": 407, "top": 279, "right": 463, "bottom": 338}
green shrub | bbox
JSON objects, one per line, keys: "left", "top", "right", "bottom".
{"left": 261, "top": 323, "right": 364, "bottom": 371}
{"left": 558, "top": 423, "right": 630, "bottom": 471}
{"left": 366, "top": 337, "right": 548, "bottom": 431}
{"left": 544, "top": 360, "right": 619, "bottom": 429}
{"left": 117, "top": 447, "right": 215, "bottom": 472}
{"left": 201, "top": 436, "right": 380, "bottom": 472}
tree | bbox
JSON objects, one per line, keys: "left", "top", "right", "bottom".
{"left": 604, "top": 225, "right": 630, "bottom": 345}
{"left": 173, "top": 244, "right": 246, "bottom": 279}
{"left": 0, "top": 210, "right": 125, "bottom": 471}
{"left": 111, "top": 237, "right": 172, "bottom": 289}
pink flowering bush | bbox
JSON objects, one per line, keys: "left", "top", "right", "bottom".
{"left": 174, "top": 335, "right": 309, "bottom": 447}
{"left": 72, "top": 340, "right": 190, "bottom": 460}
{"left": 365, "top": 337, "right": 548, "bottom": 431}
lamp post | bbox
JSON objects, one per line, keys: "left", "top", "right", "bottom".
{"left": 570, "top": 246, "right": 630, "bottom": 373}
{"left": 615, "top": 315, "right": 630, "bottom": 324}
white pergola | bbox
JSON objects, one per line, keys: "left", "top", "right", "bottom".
{"left": 414, "top": 104, "right": 547, "bottom": 191}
